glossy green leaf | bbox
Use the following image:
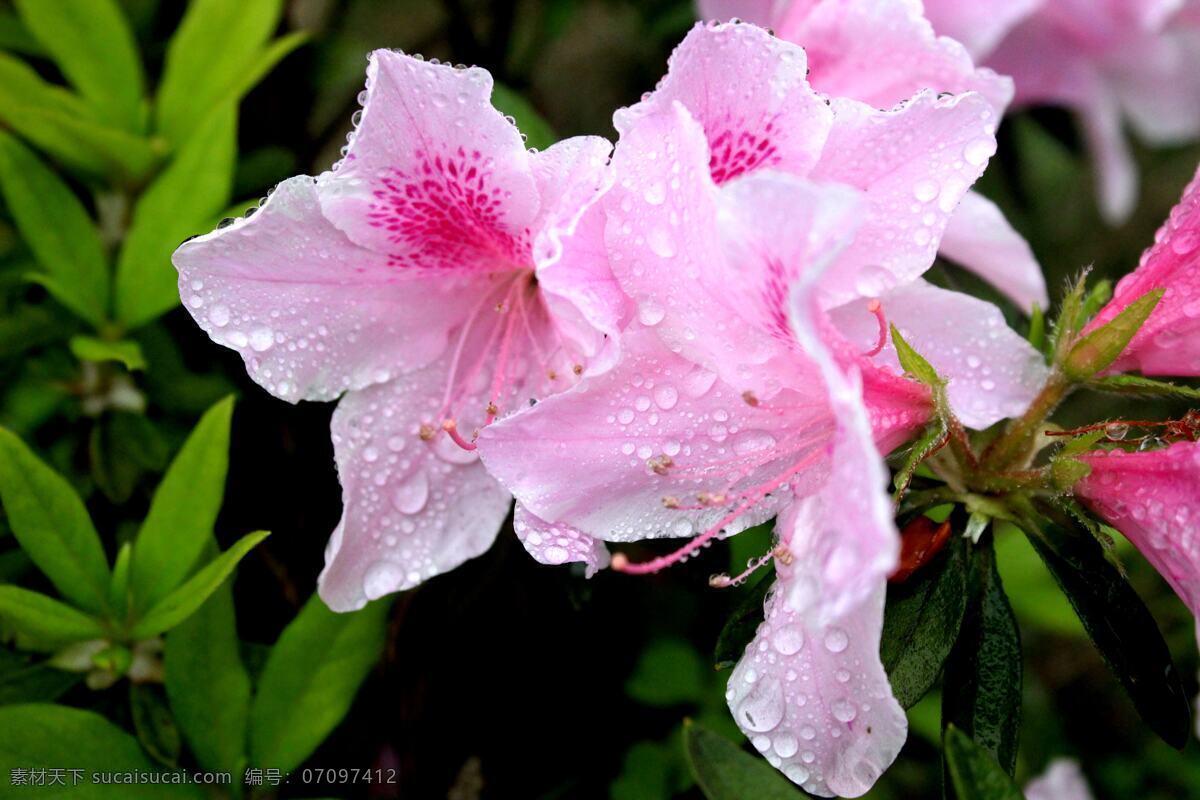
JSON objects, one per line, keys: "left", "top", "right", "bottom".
{"left": 942, "top": 536, "right": 1021, "bottom": 775}
{"left": 154, "top": 0, "right": 284, "bottom": 144}
{"left": 0, "top": 132, "right": 108, "bottom": 326}
{"left": 0, "top": 428, "right": 110, "bottom": 614}
{"left": 0, "top": 586, "right": 107, "bottom": 643}
{"left": 682, "top": 720, "right": 805, "bottom": 800}
{"left": 131, "top": 397, "right": 234, "bottom": 611}
{"left": 943, "top": 725, "right": 1024, "bottom": 800}
{"left": 890, "top": 323, "right": 942, "bottom": 387}
{"left": 1064, "top": 289, "right": 1163, "bottom": 380}
{"left": 249, "top": 594, "right": 390, "bottom": 772}
{"left": 713, "top": 567, "right": 773, "bottom": 670}
{"left": 491, "top": 83, "right": 557, "bottom": 150}
{"left": 880, "top": 539, "right": 968, "bottom": 709}
{"left": 116, "top": 106, "right": 236, "bottom": 328}
{"left": 1022, "top": 515, "right": 1190, "bottom": 748}
{"left": 0, "top": 102, "right": 158, "bottom": 181}
{"left": 13, "top": 0, "right": 144, "bottom": 131}
{"left": 129, "top": 530, "right": 269, "bottom": 639}
{"left": 130, "top": 683, "right": 182, "bottom": 767}
{"left": 626, "top": 638, "right": 707, "bottom": 707}
{"left": 0, "top": 704, "right": 205, "bottom": 799}
{"left": 108, "top": 542, "right": 133, "bottom": 616}
{"left": 165, "top": 579, "right": 250, "bottom": 777}
{"left": 69, "top": 335, "right": 146, "bottom": 370}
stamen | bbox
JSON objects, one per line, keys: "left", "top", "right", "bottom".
{"left": 419, "top": 423, "right": 436, "bottom": 441}
{"left": 646, "top": 454, "right": 674, "bottom": 475}
{"left": 742, "top": 390, "right": 760, "bottom": 407}
{"left": 709, "top": 543, "right": 786, "bottom": 588}
{"left": 863, "top": 298, "right": 888, "bottom": 357}
{"left": 662, "top": 495, "right": 681, "bottom": 509}
{"left": 441, "top": 418, "right": 477, "bottom": 451}
{"left": 573, "top": 364, "right": 584, "bottom": 376}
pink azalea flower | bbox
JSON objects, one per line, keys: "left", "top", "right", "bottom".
{"left": 1075, "top": 441, "right": 1200, "bottom": 637}
{"left": 174, "top": 50, "right": 626, "bottom": 610}
{"left": 1025, "top": 759, "right": 1095, "bottom": 800}
{"left": 924, "top": 0, "right": 1200, "bottom": 223}
{"left": 695, "top": 2, "right": 1049, "bottom": 310}
{"left": 1082, "top": 163, "right": 1200, "bottom": 376}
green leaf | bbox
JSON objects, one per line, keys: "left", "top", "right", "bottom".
{"left": 713, "top": 567, "right": 773, "bottom": 670}
{"left": 0, "top": 648, "right": 79, "bottom": 706}
{"left": 0, "top": 704, "right": 205, "bottom": 799}
{"left": 1021, "top": 514, "right": 1190, "bottom": 748}
{"left": 943, "top": 725, "right": 1024, "bottom": 800}
{"left": 1082, "top": 279, "right": 1113, "bottom": 318}
{"left": 892, "top": 420, "right": 948, "bottom": 501}
{"left": 88, "top": 412, "right": 168, "bottom": 504}
{"left": 131, "top": 397, "right": 234, "bottom": 611}
{"left": 0, "top": 585, "right": 107, "bottom": 643}
{"left": 109, "top": 541, "right": 132, "bottom": 616}
{"left": 1087, "top": 374, "right": 1200, "bottom": 401}
{"left": 0, "top": 303, "right": 76, "bottom": 361}
{"left": 13, "top": 0, "right": 144, "bottom": 132}
{"left": 491, "top": 83, "right": 557, "bottom": 151}
{"left": 165, "top": 580, "right": 250, "bottom": 776}
{"left": 880, "top": 539, "right": 968, "bottom": 708}
{"left": 248, "top": 594, "right": 389, "bottom": 772}
{"left": 1064, "top": 289, "right": 1163, "bottom": 380}
{"left": 130, "top": 683, "right": 182, "bottom": 767}
{"left": 0, "top": 12, "right": 44, "bottom": 56}
{"left": 1050, "top": 270, "right": 1091, "bottom": 364}
{"left": 0, "top": 49, "right": 93, "bottom": 123}
{"left": 942, "top": 536, "right": 1021, "bottom": 775}
{"left": 1027, "top": 301, "right": 1046, "bottom": 354}
{"left": 154, "top": 0, "right": 285, "bottom": 144}
{"left": 0, "top": 132, "right": 108, "bottom": 326}
{"left": 69, "top": 335, "right": 146, "bottom": 370}
{"left": 116, "top": 105, "right": 236, "bottom": 328}
{"left": 890, "top": 323, "right": 942, "bottom": 387}
{"left": 129, "top": 530, "right": 268, "bottom": 639}
{"left": 682, "top": 719, "right": 805, "bottom": 800}
{"left": 626, "top": 638, "right": 707, "bottom": 707}
{"left": 0, "top": 428, "right": 110, "bottom": 615}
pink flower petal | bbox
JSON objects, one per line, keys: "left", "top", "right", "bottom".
{"left": 696, "top": 0, "right": 781, "bottom": 26}
{"left": 174, "top": 176, "right": 453, "bottom": 402}
{"left": 1076, "top": 441, "right": 1200, "bottom": 623}
{"left": 725, "top": 579, "right": 906, "bottom": 797}
{"left": 513, "top": 505, "right": 610, "bottom": 576}
{"left": 939, "top": 190, "right": 1050, "bottom": 311}
{"left": 1083, "top": 163, "right": 1200, "bottom": 376}
{"left": 1025, "top": 759, "right": 1095, "bottom": 800}
{"left": 810, "top": 91, "right": 1000, "bottom": 307}
{"left": 319, "top": 365, "right": 513, "bottom": 611}
{"left": 922, "top": 0, "right": 1043, "bottom": 59}
{"left": 317, "top": 50, "right": 540, "bottom": 272}
{"left": 828, "top": 280, "right": 1051, "bottom": 430}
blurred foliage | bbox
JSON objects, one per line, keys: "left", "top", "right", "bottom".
{"left": 0, "top": 0, "right": 1194, "bottom": 799}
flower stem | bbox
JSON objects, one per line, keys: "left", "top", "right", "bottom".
{"left": 984, "top": 371, "right": 1072, "bottom": 469}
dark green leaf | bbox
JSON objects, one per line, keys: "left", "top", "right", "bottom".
{"left": 491, "top": 83, "right": 557, "bottom": 150}
{"left": 0, "top": 585, "right": 107, "bottom": 643}
{"left": 942, "top": 536, "right": 1021, "bottom": 775}
{"left": 1027, "top": 301, "right": 1046, "bottom": 354}
{"left": 248, "top": 594, "right": 390, "bottom": 772}
{"left": 130, "top": 683, "right": 181, "bottom": 767}
{"left": 109, "top": 541, "right": 133, "bottom": 615}
{"left": 1064, "top": 289, "right": 1163, "bottom": 380}
{"left": 892, "top": 420, "right": 948, "bottom": 500}
{"left": 0, "top": 648, "right": 79, "bottom": 705}
{"left": 0, "top": 704, "right": 205, "bottom": 799}
{"left": 682, "top": 719, "right": 806, "bottom": 800}
{"left": 89, "top": 412, "right": 168, "bottom": 505}
{"left": 0, "top": 102, "right": 158, "bottom": 181}
{"left": 880, "top": 539, "right": 968, "bottom": 708}
{"left": 132, "top": 397, "right": 234, "bottom": 611}
{"left": 13, "top": 0, "right": 144, "bottom": 132}
{"left": 116, "top": 106, "right": 236, "bottom": 328}
{"left": 129, "top": 530, "right": 269, "bottom": 639}
{"left": 713, "top": 567, "right": 773, "bottom": 670}
{"left": 626, "top": 638, "right": 707, "bottom": 707}
{"left": 890, "top": 323, "right": 941, "bottom": 387}
{"left": 1021, "top": 515, "right": 1190, "bottom": 748}
{"left": 0, "top": 132, "right": 108, "bottom": 326}
{"left": 0, "top": 427, "right": 110, "bottom": 614}
{"left": 165, "top": 579, "right": 250, "bottom": 777}
{"left": 943, "top": 725, "right": 1023, "bottom": 800}
{"left": 0, "top": 303, "right": 75, "bottom": 361}
{"left": 69, "top": 336, "right": 146, "bottom": 370}
{"left": 1087, "top": 374, "right": 1200, "bottom": 401}
{"left": 0, "top": 12, "right": 43, "bottom": 55}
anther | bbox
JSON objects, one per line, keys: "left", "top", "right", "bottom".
{"left": 573, "top": 364, "right": 584, "bottom": 376}
{"left": 742, "top": 390, "right": 759, "bottom": 407}
{"left": 486, "top": 401, "right": 499, "bottom": 416}
{"left": 708, "top": 573, "right": 733, "bottom": 588}
{"left": 547, "top": 369, "right": 558, "bottom": 381}
{"left": 418, "top": 423, "right": 436, "bottom": 441}
{"left": 610, "top": 552, "right": 629, "bottom": 571}
{"left": 863, "top": 298, "right": 888, "bottom": 357}
{"left": 774, "top": 544, "right": 794, "bottom": 566}
{"left": 698, "top": 491, "right": 727, "bottom": 506}
{"left": 441, "top": 418, "right": 477, "bottom": 451}
{"left": 647, "top": 454, "right": 674, "bottom": 476}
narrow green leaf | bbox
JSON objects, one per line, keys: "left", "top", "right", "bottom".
{"left": 165, "top": 580, "right": 250, "bottom": 777}
{"left": 713, "top": 567, "right": 773, "bottom": 670}
{"left": 69, "top": 335, "right": 146, "bottom": 370}
{"left": 154, "top": 0, "right": 283, "bottom": 144}
{"left": 88, "top": 412, "right": 168, "bottom": 505}
{"left": 1064, "top": 289, "right": 1164, "bottom": 380}
{"left": 116, "top": 106, "right": 236, "bottom": 328}
{"left": 132, "top": 397, "right": 234, "bottom": 611}
{"left": 249, "top": 594, "right": 389, "bottom": 772}
{"left": 682, "top": 720, "right": 805, "bottom": 800}
{"left": 0, "top": 704, "right": 205, "bottom": 799}
{"left": 0, "top": 12, "right": 44, "bottom": 56}
{"left": 130, "top": 683, "right": 182, "bottom": 767}
{"left": 1050, "top": 270, "right": 1091, "bottom": 363}
{"left": 0, "top": 49, "right": 93, "bottom": 122}
{"left": 880, "top": 539, "right": 968, "bottom": 709}
{"left": 626, "top": 639, "right": 706, "bottom": 707}
{"left": 0, "top": 586, "right": 107, "bottom": 643}
{"left": 491, "top": 83, "right": 557, "bottom": 150}
{"left": 890, "top": 323, "right": 941, "bottom": 387}
{"left": 0, "top": 648, "right": 79, "bottom": 706}
{"left": 1082, "top": 279, "right": 1113, "bottom": 318}
{"left": 1087, "top": 374, "right": 1200, "bottom": 401}
{"left": 8, "top": 106, "right": 159, "bottom": 181}
{"left": 942, "top": 536, "right": 1021, "bottom": 775}
{"left": 943, "top": 725, "right": 1024, "bottom": 800}
{"left": 0, "top": 302, "right": 75, "bottom": 361}
{"left": 129, "top": 531, "right": 268, "bottom": 639}
{"left": 13, "top": 0, "right": 144, "bottom": 131}
{"left": 0, "top": 428, "right": 110, "bottom": 614}
{"left": 0, "top": 132, "right": 108, "bottom": 326}
{"left": 1027, "top": 301, "right": 1046, "bottom": 353}
{"left": 892, "top": 420, "right": 948, "bottom": 500}
{"left": 1021, "top": 515, "right": 1190, "bottom": 747}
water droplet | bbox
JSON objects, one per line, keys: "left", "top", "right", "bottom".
{"left": 639, "top": 302, "right": 666, "bottom": 326}
{"left": 249, "top": 327, "right": 274, "bottom": 352}
{"left": 737, "top": 676, "right": 785, "bottom": 732}
{"left": 733, "top": 430, "right": 778, "bottom": 456}
{"left": 1105, "top": 422, "right": 1129, "bottom": 441}
{"left": 963, "top": 137, "right": 994, "bottom": 166}
{"left": 648, "top": 228, "right": 677, "bottom": 258}
{"left": 832, "top": 699, "right": 858, "bottom": 722}
{"left": 392, "top": 472, "right": 429, "bottom": 514}
{"left": 644, "top": 181, "right": 666, "bottom": 205}
{"left": 362, "top": 561, "right": 404, "bottom": 600}
{"left": 772, "top": 624, "right": 804, "bottom": 655}
{"left": 824, "top": 627, "right": 849, "bottom": 653}
{"left": 653, "top": 384, "right": 679, "bottom": 410}
{"left": 913, "top": 179, "right": 938, "bottom": 202}
{"left": 208, "top": 305, "right": 231, "bottom": 327}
